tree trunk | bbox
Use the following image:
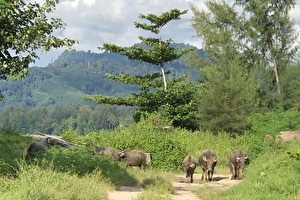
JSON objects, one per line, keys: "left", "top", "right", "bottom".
{"left": 161, "top": 66, "right": 167, "bottom": 93}
{"left": 272, "top": 57, "right": 281, "bottom": 95}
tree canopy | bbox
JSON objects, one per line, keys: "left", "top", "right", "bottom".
{"left": 0, "top": 0, "right": 76, "bottom": 84}
{"left": 190, "top": 0, "right": 299, "bottom": 133}
{"left": 85, "top": 9, "right": 199, "bottom": 130}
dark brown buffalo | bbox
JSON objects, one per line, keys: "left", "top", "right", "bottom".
{"left": 198, "top": 149, "right": 217, "bottom": 181}
{"left": 27, "top": 138, "right": 53, "bottom": 157}
{"left": 118, "top": 149, "right": 147, "bottom": 170}
{"left": 182, "top": 156, "right": 197, "bottom": 183}
{"left": 228, "top": 150, "right": 248, "bottom": 180}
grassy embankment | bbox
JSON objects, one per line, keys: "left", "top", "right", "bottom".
{"left": 0, "top": 119, "right": 299, "bottom": 199}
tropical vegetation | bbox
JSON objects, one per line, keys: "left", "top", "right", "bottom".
{"left": 0, "top": 0, "right": 300, "bottom": 199}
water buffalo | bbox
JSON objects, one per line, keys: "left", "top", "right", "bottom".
{"left": 198, "top": 149, "right": 217, "bottom": 181}
{"left": 182, "top": 156, "right": 197, "bottom": 183}
{"left": 228, "top": 150, "right": 248, "bottom": 180}
{"left": 27, "top": 138, "right": 53, "bottom": 157}
{"left": 95, "top": 146, "right": 120, "bottom": 161}
{"left": 118, "top": 149, "right": 147, "bottom": 170}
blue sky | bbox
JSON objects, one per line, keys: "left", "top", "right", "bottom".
{"left": 32, "top": 0, "right": 300, "bottom": 66}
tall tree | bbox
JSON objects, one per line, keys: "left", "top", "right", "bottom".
{"left": 237, "top": 0, "right": 298, "bottom": 95}
{"left": 100, "top": 9, "right": 193, "bottom": 93}
{"left": 190, "top": 0, "right": 299, "bottom": 119}
{"left": 196, "top": 58, "right": 258, "bottom": 134}
{"left": 84, "top": 9, "right": 198, "bottom": 130}
{"left": 191, "top": 0, "right": 298, "bottom": 103}
{"left": 0, "top": 0, "right": 76, "bottom": 93}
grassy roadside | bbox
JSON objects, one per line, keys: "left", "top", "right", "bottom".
{"left": 0, "top": 165, "right": 113, "bottom": 200}
{"left": 194, "top": 141, "right": 300, "bottom": 200}
{"left": 1, "top": 124, "right": 299, "bottom": 199}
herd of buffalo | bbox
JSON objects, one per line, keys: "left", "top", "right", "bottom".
{"left": 27, "top": 137, "right": 248, "bottom": 183}
{"left": 182, "top": 149, "right": 248, "bottom": 183}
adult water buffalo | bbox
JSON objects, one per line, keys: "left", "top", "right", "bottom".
{"left": 27, "top": 138, "right": 53, "bottom": 157}
{"left": 198, "top": 149, "right": 217, "bottom": 181}
{"left": 118, "top": 149, "right": 147, "bottom": 170}
{"left": 228, "top": 150, "right": 248, "bottom": 180}
{"left": 182, "top": 156, "right": 197, "bottom": 183}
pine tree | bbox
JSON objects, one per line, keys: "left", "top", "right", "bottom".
{"left": 85, "top": 9, "right": 198, "bottom": 129}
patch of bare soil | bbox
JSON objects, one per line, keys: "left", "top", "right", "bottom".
{"left": 172, "top": 173, "right": 240, "bottom": 200}
{"left": 106, "top": 186, "right": 142, "bottom": 200}
{"left": 106, "top": 173, "right": 241, "bottom": 200}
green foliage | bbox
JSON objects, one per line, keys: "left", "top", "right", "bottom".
{"left": 218, "top": 141, "right": 300, "bottom": 200}
{"left": 162, "top": 76, "right": 199, "bottom": 130}
{"left": 190, "top": 0, "right": 299, "bottom": 112}
{"left": 0, "top": 129, "right": 34, "bottom": 176}
{"left": 0, "top": 104, "right": 135, "bottom": 134}
{"left": 196, "top": 60, "right": 258, "bottom": 134}
{"left": 249, "top": 108, "right": 300, "bottom": 136}
{"left": 0, "top": 0, "right": 75, "bottom": 83}
{"left": 1, "top": 117, "right": 300, "bottom": 199}
{"left": 85, "top": 9, "right": 197, "bottom": 130}
{"left": 81, "top": 118, "right": 189, "bottom": 171}
{"left": 34, "top": 145, "right": 137, "bottom": 186}
{"left": 280, "top": 64, "right": 300, "bottom": 110}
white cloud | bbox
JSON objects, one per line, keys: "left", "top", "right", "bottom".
{"left": 33, "top": 0, "right": 300, "bottom": 66}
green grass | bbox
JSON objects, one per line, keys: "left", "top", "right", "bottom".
{"left": 124, "top": 168, "right": 175, "bottom": 200}
{"left": 195, "top": 141, "right": 300, "bottom": 200}
{"left": 0, "top": 164, "right": 113, "bottom": 200}
{"left": 1, "top": 121, "right": 300, "bottom": 200}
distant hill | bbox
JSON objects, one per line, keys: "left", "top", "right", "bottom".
{"left": 0, "top": 44, "right": 203, "bottom": 108}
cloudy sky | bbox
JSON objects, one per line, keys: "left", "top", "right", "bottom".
{"left": 33, "top": 0, "right": 300, "bottom": 66}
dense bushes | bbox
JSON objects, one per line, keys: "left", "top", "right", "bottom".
{"left": 36, "top": 146, "right": 137, "bottom": 186}
{"left": 0, "top": 128, "right": 34, "bottom": 176}
{"left": 68, "top": 125, "right": 189, "bottom": 171}
{"left": 249, "top": 108, "right": 300, "bottom": 136}
{"left": 0, "top": 104, "right": 135, "bottom": 135}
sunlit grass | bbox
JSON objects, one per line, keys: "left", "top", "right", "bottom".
{"left": 0, "top": 164, "right": 113, "bottom": 200}
{"left": 195, "top": 141, "right": 300, "bottom": 200}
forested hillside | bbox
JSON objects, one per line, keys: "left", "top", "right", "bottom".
{"left": 0, "top": 45, "right": 202, "bottom": 108}
{"left": 0, "top": 45, "right": 202, "bottom": 134}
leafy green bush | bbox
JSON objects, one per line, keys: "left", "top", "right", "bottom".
{"left": 249, "top": 109, "right": 300, "bottom": 136}
{"left": 36, "top": 145, "right": 137, "bottom": 186}
{"left": 79, "top": 124, "right": 188, "bottom": 171}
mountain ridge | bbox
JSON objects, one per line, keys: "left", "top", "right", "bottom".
{"left": 0, "top": 45, "right": 203, "bottom": 108}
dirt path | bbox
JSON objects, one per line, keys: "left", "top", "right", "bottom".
{"left": 106, "top": 186, "right": 142, "bottom": 200}
{"left": 106, "top": 173, "right": 241, "bottom": 200}
{"left": 172, "top": 173, "right": 240, "bottom": 200}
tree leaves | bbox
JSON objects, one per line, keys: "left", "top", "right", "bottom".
{"left": 0, "top": 0, "right": 76, "bottom": 82}
{"left": 89, "top": 9, "right": 198, "bottom": 130}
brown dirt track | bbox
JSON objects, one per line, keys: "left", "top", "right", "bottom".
{"left": 107, "top": 173, "right": 241, "bottom": 200}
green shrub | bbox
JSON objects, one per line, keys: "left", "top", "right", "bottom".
{"left": 0, "top": 130, "right": 34, "bottom": 176}
{"left": 249, "top": 109, "right": 300, "bottom": 136}
{"left": 35, "top": 145, "right": 137, "bottom": 186}
{"left": 75, "top": 121, "right": 188, "bottom": 171}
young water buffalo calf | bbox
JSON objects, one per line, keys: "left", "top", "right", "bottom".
{"left": 182, "top": 156, "right": 197, "bottom": 183}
